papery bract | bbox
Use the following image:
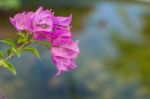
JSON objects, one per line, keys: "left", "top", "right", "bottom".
{"left": 53, "top": 15, "right": 72, "bottom": 27}
{"left": 10, "top": 12, "right": 31, "bottom": 31}
{"left": 51, "top": 40, "right": 79, "bottom": 76}
{"left": 31, "top": 7, "right": 53, "bottom": 40}
{"left": 46, "top": 29, "right": 72, "bottom": 43}
{"left": 52, "top": 56, "right": 77, "bottom": 76}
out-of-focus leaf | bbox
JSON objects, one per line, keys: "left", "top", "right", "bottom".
{"left": 17, "top": 32, "right": 28, "bottom": 43}
{"left": 7, "top": 48, "right": 12, "bottom": 56}
{"left": 0, "top": 59, "right": 16, "bottom": 75}
{"left": 0, "top": 39, "right": 16, "bottom": 46}
{"left": 23, "top": 46, "right": 41, "bottom": 60}
{"left": 15, "top": 49, "right": 21, "bottom": 58}
{"left": 0, "top": 0, "right": 20, "bottom": 9}
{"left": 0, "top": 50, "right": 4, "bottom": 58}
{"left": 7, "top": 47, "right": 21, "bottom": 58}
{"left": 18, "top": 38, "right": 25, "bottom": 43}
{"left": 17, "top": 32, "right": 26, "bottom": 38}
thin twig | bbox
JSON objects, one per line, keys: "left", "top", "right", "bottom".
{"left": 5, "top": 41, "right": 31, "bottom": 61}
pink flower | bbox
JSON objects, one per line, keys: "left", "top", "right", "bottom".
{"left": 51, "top": 39, "right": 79, "bottom": 76}
{"left": 10, "top": 7, "right": 80, "bottom": 76}
{"left": 46, "top": 15, "right": 73, "bottom": 42}
{"left": 10, "top": 7, "right": 54, "bottom": 40}
{"left": 10, "top": 12, "right": 33, "bottom": 31}
{"left": 31, "top": 7, "right": 54, "bottom": 40}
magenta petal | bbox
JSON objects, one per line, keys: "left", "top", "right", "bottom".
{"left": 51, "top": 39, "right": 79, "bottom": 76}
{"left": 54, "top": 15, "right": 72, "bottom": 26}
{"left": 52, "top": 38, "right": 72, "bottom": 46}
{"left": 51, "top": 29, "right": 72, "bottom": 39}
{"left": 31, "top": 7, "right": 53, "bottom": 39}
{"left": 51, "top": 47, "right": 78, "bottom": 59}
{"left": 61, "top": 40, "right": 80, "bottom": 53}
{"left": 10, "top": 12, "right": 26, "bottom": 31}
{"left": 52, "top": 39, "right": 80, "bottom": 54}
{"left": 52, "top": 56, "right": 76, "bottom": 76}
{"left": 10, "top": 17, "right": 16, "bottom": 28}
{"left": 34, "top": 6, "right": 43, "bottom": 17}
{"left": 10, "top": 11, "right": 34, "bottom": 32}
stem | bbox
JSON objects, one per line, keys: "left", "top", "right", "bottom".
{"left": 4, "top": 31, "right": 32, "bottom": 61}
{"left": 5, "top": 54, "right": 14, "bottom": 61}
{"left": 5, "top": 41, "right": 31, "bottom": 61}
{"left": 2, "top": 32, "right": 49, "bottom": 61}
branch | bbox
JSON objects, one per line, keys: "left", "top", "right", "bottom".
{"left": 5, "top": 41, "right": 31, "bottom": 61}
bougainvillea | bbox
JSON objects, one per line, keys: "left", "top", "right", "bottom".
{"left": 0, "top": 7, "right": 80, "bottom": 76}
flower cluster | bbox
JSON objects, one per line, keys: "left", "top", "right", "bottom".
{"left": 10, "top": 7, "right": 80, "bottom": 76}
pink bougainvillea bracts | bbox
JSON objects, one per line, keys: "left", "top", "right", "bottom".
{"left": 9, "top": 7, "right": 80, "bottom": 76}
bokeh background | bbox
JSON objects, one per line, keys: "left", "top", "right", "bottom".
{"left": 0, "top": 0, "right": 150, "bottom": 99}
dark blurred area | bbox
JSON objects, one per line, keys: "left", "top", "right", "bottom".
{"left": 0, "top": 0, "right": 150, "bottom": 99}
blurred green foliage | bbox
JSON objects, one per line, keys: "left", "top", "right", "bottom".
{"left": 0, "top": 0, "right": 20, "bottom": 9}
{"left": 106, "top": 14, "right": 150, "bottom": 88}
{"left": 0, "top": 0, "right": 98, "bottom": 10}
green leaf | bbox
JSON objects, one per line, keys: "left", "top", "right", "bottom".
{"left": 17, "top": 32, "right": 26, "bottom": 38}
{"left": 15, "top": 49, "right": 21, "bottom": 58}
{"left": 23, "top": 46, "right": 41, "bottom": 60}
{"left": 7, "top": 47, "right": 16, "bottom": 55}
{"left": 7, "top": 47, "right": 21, "bottom": 58}
{"left": 7, "top": 48, "right": 13, "bottom": 56}
{"left": 0, "top": 59, "right": 16, "bottom": 75}
{"left": 0, "top": 50, "right": 4, "bottom": 58}
{"left": 17, "top": 37, "right": 25, "bottom": 43}
{"left": 0, "top": 39, "right": 16, "bottom": 46}
{"left": 17, "top": 33, "right": 27, "bottom": 43}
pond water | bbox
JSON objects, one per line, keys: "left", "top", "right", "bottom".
{"left": 0, "top": 1, "right": 150, "bottom": 99}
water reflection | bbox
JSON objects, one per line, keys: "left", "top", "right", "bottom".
{"left": 0, "top": 1, "right": 150, "bottom": 99}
